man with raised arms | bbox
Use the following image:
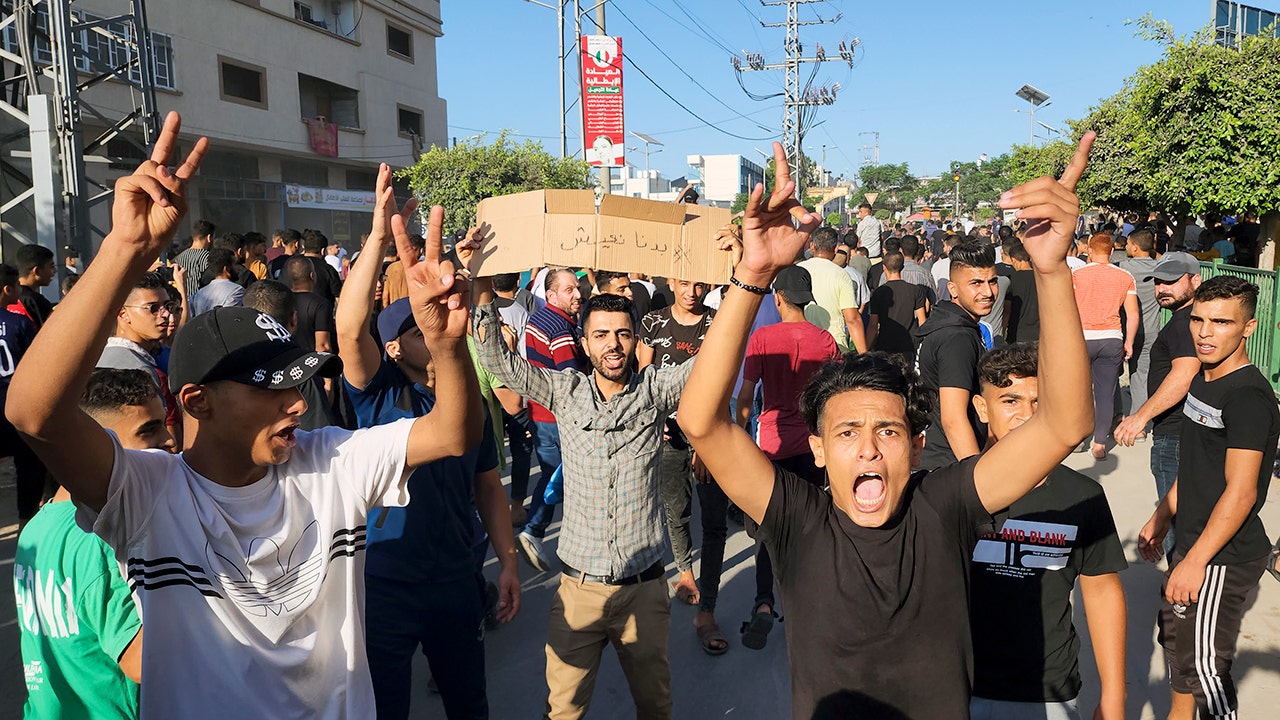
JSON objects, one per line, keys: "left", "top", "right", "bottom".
{"left": 677, "top": 136, "right": 1096, "bottom": 719}
{"left": 5, "top": 112, "right": 484, "bottom": 719}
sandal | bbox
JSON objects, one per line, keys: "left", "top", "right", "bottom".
{"left": 696, "top": 622, "right": 729, "bottom": 656}
{"left": 740, "top": 608, "right": 777, "bottom": 650}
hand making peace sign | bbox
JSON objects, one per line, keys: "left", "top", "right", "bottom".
{"left": 109, "top": 112, "right": 208, "bottom": 257}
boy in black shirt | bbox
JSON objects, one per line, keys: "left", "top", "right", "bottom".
{"left": 13, "top": 244, "right": 56, "bottom": 329}
{"left": 1139, "top": 275, "right": 1279, "bottom": 720}
{"left": 678, "top": 136, "right": 1097, "bottom": 720}
{"left": 969, "top": 342, "right": 1128, "bottom": 720}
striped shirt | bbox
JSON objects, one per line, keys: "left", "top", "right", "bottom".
{"left": 523, "top": 303, "right": 587, "bottom": 423}
{"left": 1071, "top": 263, "right": 1136, "bottom": 340}
{"left": 475, "top": 302, "right": 692, "bottom": 579}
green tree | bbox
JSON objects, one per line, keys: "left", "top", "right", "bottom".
{"left": 397, "top": 132, "right": 595, "bottom": 236}
{"left": 857, "top": 162, "right": 916, "bottom": 212}
{"left": 1006, "top": 17, "right": 1280, "bottom": 219}
{"left": 917, "top": 154, "right": 1015, "bottom": 216}
{"left": 731, "top": 192, "right": 750, "bottom": 215}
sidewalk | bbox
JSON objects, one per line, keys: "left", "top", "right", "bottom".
{"left": 2, "top": 438, "right": 1278, "bottom": 719}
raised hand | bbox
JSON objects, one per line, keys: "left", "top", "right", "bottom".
{"left": 712, "top": 223, "right": 743, "bottom": 269}
{"left": 370, "top": 163, "right": 419, "bottom": 246}
{"left": 998, "top": 132, "right": 1095, "bottom": 275}
{"left": 393, "top": 205, "right": 470, "bottom": 342}
{"left": 453, "top": 223, "right": 489, "bottom": 274}
{"left": 737, "top": 142, "right": 822, "bottom": 283}
{"left": 110, "top": 112, "right": 208, "bottom": 257}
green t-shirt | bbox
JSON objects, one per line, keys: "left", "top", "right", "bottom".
{"left": 14, "top": 502, "right": 140, "bottom": 720}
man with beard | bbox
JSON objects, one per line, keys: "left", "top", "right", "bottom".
{"left": 1114, "top": 252, "right": 1202, "bottom": 555}
{"left": 468, "top": 264, "right": 694, "bottom": 720}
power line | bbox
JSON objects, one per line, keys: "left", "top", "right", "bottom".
{"left": 613, "top": 4, "right": 773, "bottom": 132}
{"left": 634, "top": 0, "right": 736, "bottom": 56}
{"left": 624, "top": 54, "right": 776, "bottom": 142}
{"left": 666, "top": 0, "right": 740, "bottom": 56}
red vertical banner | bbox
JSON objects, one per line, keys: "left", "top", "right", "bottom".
{"left": 581, "top": 35, "right": 624, "bottom": 167}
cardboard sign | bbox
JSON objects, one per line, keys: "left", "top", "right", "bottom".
{"left": 473, "top": 190, "right": 734, "bottom": 284}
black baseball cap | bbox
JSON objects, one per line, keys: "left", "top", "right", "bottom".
{"left": 772, "top": 265, "right": 815, "bottom": 306}
{"left": 167, "top": 307, "right": 342, "bottom": 394}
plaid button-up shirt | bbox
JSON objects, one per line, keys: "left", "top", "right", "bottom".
{"left": 475, "top": 302, "right": 693, "bottom": 579}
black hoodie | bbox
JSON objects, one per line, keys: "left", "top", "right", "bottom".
{"left": 913, "top": 300, "right": 987, "bottom": 470}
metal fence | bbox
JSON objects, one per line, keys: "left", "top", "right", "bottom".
{"left": 1197, "top": 259, "right": 1279, "bottom": 393}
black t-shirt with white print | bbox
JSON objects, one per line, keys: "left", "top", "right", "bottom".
{"left": 969, "top": 465, "right": 1128, "bottom": 702}
{"left": 1176, "top": 364, "right": 1279, "bottom": 565}
{"left": 757, "top": 455, "right": 998, "bottom": 720}
{"left": 639, "top": 306, "right": 713, "bottom": 449}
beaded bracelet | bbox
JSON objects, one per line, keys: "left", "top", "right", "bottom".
{"left": 729, "top": 275, "right": 770, "bottom": 295}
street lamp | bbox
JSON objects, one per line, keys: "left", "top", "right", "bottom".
{"left": 523, "top": 0, "right": 568, "bottom": 158}
{"left": 631, "top": 131, "right": 663, "bottom": 199}
{"left": 1014, "top": 84, "right": 1051, "bottom": 146}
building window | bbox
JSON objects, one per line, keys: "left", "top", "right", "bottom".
{"left": 299, "top": 73, "right": 359, "bottom": 129}
{"left": 386, "top": 22, "right": 413, "bottom": 61}
{"left": 5, "top": 8, "right": 176, "bottom": 90}
{"left": 201, "top": 151, "right": 261, "bottom": 180}
{"left": 282, "top": 160, "right": 328, "bottom": 187}
{"left": 219, "top": 56, "right": 268, "bottom": 109}
{"left": 397, "top": 106, "right": 423, "bottom": 138}
{"left": 292, "top": 0, "right": 356, "bottom": 39}
{"left": 345, "top": 170, "right": 377, "bottom": 191}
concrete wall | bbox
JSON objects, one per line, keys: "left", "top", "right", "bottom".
{"left": 60, "top": 0, "right": 448, "bottom": 249}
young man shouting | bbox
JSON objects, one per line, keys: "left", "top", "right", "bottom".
{"left": 677, "top": 136, "right": 1095, "bottom": 719}
{"left": 1139, "top": 275, "right": 1279, "bottom": 720}
{"left": 5, "top": 112, "right": 484, "bottom": 719}
{"left": 968, "top": 342, "right": 1128, "bottom": 720}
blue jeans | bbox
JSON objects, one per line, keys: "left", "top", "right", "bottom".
{"left": 1151, "top": 434, "right": 1180, "bottom": 556}
{"left": 524, "top": 420, "right": 562, "bottom": 538}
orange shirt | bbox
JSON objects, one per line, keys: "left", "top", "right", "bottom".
{"left": 1071, "top": 263, "right": 1136, "bottom": 338}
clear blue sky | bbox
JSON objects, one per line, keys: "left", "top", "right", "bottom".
{"left": 438, "top": 1, "right": 1224, "bottom": 182}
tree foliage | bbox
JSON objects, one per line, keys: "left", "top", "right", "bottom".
{"left": 856, "top": 163, "right": 916, "bottom": 211}
{"left": 397, "top": 132, "right": 595, "bottom": 236}
{"left": 1007, "top": 18, "right": 1280, "bottom": 216}
{"left": 918, "top": 154, "right": 1014, "bottom": 215}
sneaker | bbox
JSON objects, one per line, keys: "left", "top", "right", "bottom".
{"left": 516, "top": 531, "right": 552, "bottom": 572}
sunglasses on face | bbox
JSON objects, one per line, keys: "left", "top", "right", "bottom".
{"left": 126, "top": 301, "right": 181, "bottom": 316}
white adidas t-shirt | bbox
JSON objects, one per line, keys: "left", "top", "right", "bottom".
{"left": 76, "top": 419, "right": 415, "bottom": 719}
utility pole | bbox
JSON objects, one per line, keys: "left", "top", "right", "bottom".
{"left": 859, "top": 130, "right": 879, "bottom": 166}
{"left": 733, "top": 1, "right": 856, "bottom": 197}
{"left": 594, "top": 2, "right": 609, "bottom": 194}
{"left": 1, "top": 0, "right": 161, "bottom": 279}
{"left": 523, "top": 1, "right": 567, "bottom": 158}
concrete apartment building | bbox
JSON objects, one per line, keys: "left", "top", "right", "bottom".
{"left": 686, "top": 153, "right": 764, "bottom": 208}
{"left": 3, "top": 0, "right": 446, "bottom": 250}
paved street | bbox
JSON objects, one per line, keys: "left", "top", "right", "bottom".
{"left": 2, "top": 433, "right": 1278, "bottom": 719}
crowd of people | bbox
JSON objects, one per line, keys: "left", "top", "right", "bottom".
{"left": 2, "top": 114, "right": 1279, "bottom": 720}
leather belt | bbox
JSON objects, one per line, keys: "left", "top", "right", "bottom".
{"left": 562, "top": 561, "right": 664, "bottom": 586}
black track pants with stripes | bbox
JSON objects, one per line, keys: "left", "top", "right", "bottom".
{"left": 1158, "top": 553, "right": 1266, "bottom": 719}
